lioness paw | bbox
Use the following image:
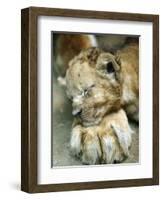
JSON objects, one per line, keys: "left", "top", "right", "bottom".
{"left": 70, "top": 123, "right": 132, "bottom": 165}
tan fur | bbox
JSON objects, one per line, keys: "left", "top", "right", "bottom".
{"left": 66, "top": 44, "right": 139, "bottom": 123}
{"left": 116, "top": 42, "right": 139, "bottom": 119}
{"left": 70, "top": 109, "right": 132, "bottom": 164}
{"left": 66, "top": 44, "right": 138, "bottom": 164}
{"left": 66, "top": 48, "right": 122, "bottom": 126}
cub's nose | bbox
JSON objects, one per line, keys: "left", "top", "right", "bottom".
{"left": 72, "top": 108, "right": 82, "bottom": 116}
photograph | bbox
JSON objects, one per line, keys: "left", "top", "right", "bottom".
{"left": 52, "top": 33, "right": 139, "bottom": 167}
{"left": 21, "top": 7, "right": 159, "bottom": 192}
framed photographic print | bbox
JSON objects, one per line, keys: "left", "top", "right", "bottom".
{"left": 21, "top": 7, "right": 159, "bottom": 193}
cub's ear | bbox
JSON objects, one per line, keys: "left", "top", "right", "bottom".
{"left": 57, "top": 76, "right": 66, "bottom": 87}
{"left": 111, "top": 124, "right": 132, "bottom": 157}
{"left": 96, "top": 52, "right": 120, "bottom": 73}
{"left": 96, "top": 52, "right": 122, "bottom": 83}
{"left": 105, "top": 60, "right": 116, "bottom": 74}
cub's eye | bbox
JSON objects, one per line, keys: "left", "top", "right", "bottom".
{"left": 106, "top": 62, "right": 115, "bottom": 74}
{"left": 83, "top": 84, "right": 95, "bottom": 97}
{"left": 84, "top": 89, "right": 89, "bottom": 96}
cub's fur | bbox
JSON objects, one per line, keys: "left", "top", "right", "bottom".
{"left": 65, "top": 43, "right": 138, "bottom": 164}
{"left": 66, "top": 43, "right": 139, "bottom": 123}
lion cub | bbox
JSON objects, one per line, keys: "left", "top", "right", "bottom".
{"left": 64, "top": 46, "right": 138, "bottom": 164}
{"left": 65, "top": 45, "right": 139, "bottom": 126}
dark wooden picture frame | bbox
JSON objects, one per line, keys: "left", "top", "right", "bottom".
{"left": 21, "top": 7, "right": 159, "bottom": 193}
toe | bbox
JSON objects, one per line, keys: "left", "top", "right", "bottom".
{"left": 82, "top": 132, "right": 101, "bottom": 165}
{"left": 70, "top": 125, "right": 83, "bottom": 157}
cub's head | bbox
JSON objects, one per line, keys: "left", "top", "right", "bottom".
{"left": 66, "top": 47, "right": 122, "bottom": 126}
